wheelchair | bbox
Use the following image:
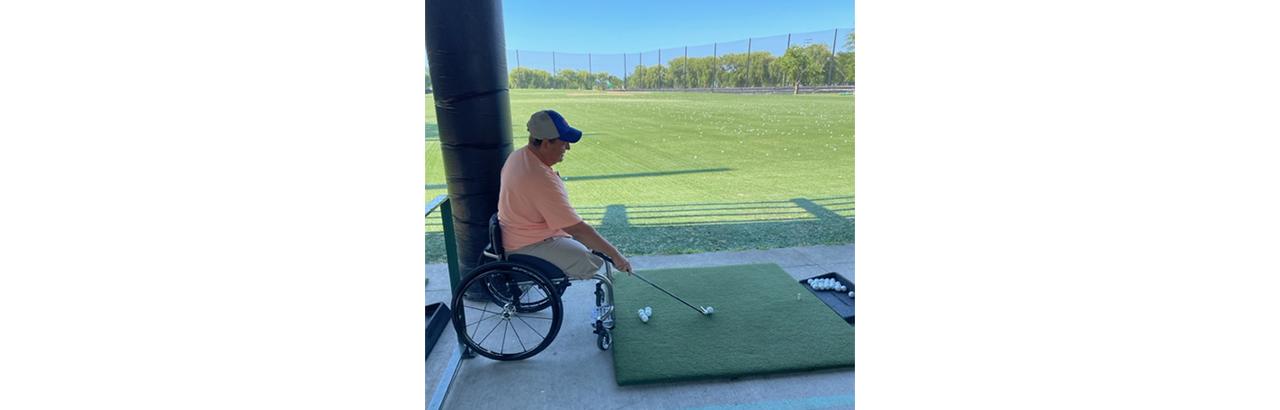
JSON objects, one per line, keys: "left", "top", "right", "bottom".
{"left": 449, "top": 214, "right": 617, "bottom": 361}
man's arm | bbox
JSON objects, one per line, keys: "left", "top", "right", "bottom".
{"left": 561, "top": 221, "right": 632, "bottom": 273}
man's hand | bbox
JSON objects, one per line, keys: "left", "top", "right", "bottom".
{"left": 563, "top": 221, "right": 632, "bottom": 275}
{"left": 612, "top": 254, "right": 633, "bottom": 275}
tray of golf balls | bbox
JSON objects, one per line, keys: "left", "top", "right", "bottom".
{"left": 801, "top": 272, "right": 854, "bottom": 324}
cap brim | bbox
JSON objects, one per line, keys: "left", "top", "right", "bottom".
{"left": 559, "top": 128, "right": 582, "bottom": 143}
{"left": 545, "top": 110, "right": 583, "bottom": 143}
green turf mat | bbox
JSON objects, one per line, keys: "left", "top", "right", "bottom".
{"left": 611, "top": 263, "right": 854, "bottom": 386}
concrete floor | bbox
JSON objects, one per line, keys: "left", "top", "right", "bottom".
{"left": 426, "top": 244, "right": 854, "bottom": 409}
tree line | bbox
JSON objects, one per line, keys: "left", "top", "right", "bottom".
{"left": 428, "top": 33, "right": 854, "bottom": 91}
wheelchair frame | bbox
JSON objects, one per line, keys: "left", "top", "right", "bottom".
{"left": 448, "top": 214, "right": 617, "bottom": 361}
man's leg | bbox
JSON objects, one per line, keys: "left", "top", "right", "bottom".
{"left": 509, "top": 236, "right": 604, "bottom": 280}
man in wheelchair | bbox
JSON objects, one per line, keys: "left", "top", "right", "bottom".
{"left": 496, "top": 109, "right": 633, "bottom": 278}
{"left": 450, "top": 110, "right": 633, "bottom": 360}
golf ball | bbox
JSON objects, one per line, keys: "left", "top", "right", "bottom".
{"left": 848, "top": 291, "right": 855, "bottom": 298}
{"left": 643, "top": 306, "right": 652, "bottom": 316}
{"left": 640, "top": 313, "right": 649, "bottom": 323}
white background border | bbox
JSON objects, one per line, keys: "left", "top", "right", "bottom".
{"left": 1, "top": 0, "right": 426, "bottom": 408}
{"left": 4, "top": 0, "right": 1280, "bottom": 408}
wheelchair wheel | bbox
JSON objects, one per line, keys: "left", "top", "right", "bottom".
{"left": 597, "top": 326, "right": 612, "bottom": 351}
{"left": 451, "top": 262, "right": 563, "bottom": 361}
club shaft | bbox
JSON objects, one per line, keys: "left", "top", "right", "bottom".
{"left": 632, "top": 272, "right": 704, "bottom": 314}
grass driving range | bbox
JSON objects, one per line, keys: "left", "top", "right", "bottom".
{"left": 426, "top": 89, "right": 854, "bottom": 262}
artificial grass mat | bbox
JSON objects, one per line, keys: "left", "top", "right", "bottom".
{"left": 611, "top": 263, "right": 854, "bottom": 386}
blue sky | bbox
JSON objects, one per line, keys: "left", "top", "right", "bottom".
{"left": 502, "top": 0, "right": 854, "bottom": 54}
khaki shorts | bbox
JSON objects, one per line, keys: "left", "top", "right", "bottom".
{"left": 509, "top": 236, "right": 604, "bottom": 280}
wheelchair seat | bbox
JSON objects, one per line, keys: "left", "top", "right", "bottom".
{"left": 486, "top": 213, "right": 571, "bottom": 288}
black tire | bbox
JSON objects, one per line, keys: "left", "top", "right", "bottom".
{"left": 451, "top": 262, "right": 563, "bottom": 361}
{"left": 597, "top": 330, "right": 611, "bottom": 351}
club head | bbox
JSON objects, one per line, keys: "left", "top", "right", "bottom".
{"left": 701, "top": 306, "right": 714, "bottom": 315}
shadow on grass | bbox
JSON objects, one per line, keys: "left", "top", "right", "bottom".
{"left": 427, "top": 195, "right": 854, "bottom": 263}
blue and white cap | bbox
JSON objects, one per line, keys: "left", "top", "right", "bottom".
{"left": 527, "top": 110, "right": 583, "bottom": 143}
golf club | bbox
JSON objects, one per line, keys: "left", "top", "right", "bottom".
{"left": 630, "top": 271, "right": 714, "bottom": 316}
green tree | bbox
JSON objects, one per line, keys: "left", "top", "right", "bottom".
{"left": 775, "top": 44, "right": 831, "bottom": 93}
{"left": 554, "top": 69, "right": 593, "bottom": 89}
{"left": 834, "top": 52, "right": 854, "bottom": 85}
{"left": 509, "top": 67, "right": 553, "bottom": 89}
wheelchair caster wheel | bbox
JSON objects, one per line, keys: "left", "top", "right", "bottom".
{"left": 597, "top": 330, "right": 612, "bottom": 350}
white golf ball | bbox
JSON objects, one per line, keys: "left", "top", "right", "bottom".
{"left": 644, "top": 306, "right": 652, "bottom": 316}
{"left": 848, "top": 291, "right": 855, "bottom": 298}
{"left": 640, "top": 314, "right": 649, "bottom": 323}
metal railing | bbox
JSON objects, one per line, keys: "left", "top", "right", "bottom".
{"left": 425, "top": 194, "right": 470, "bottom": 410}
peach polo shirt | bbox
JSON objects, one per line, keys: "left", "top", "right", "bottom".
{"left": 497, "top": 146, "right": 583, "bottom": 251}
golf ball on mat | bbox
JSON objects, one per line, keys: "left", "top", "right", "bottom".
{"left": 639, "top": 313, "right": 649, "bottom": 323}
{"left": 643, "top": 306, "right": 652, "bottom": 316}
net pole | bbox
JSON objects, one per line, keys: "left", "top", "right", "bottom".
{"left": 657, "top": 48, "right": 662, "bottom": 89}
{"left": 828, "top": 29, "right": 838, "bottom": 86}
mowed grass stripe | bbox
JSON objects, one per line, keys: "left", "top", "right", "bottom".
{"left": 427, "top": 90, "right": 853, "bottom": 261}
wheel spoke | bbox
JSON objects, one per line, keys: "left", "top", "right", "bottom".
{"left": 511, "top": 320, "right": 528, "bottom": 352}
{"left": 514, "top": 314, "right": 547, "bottom": 340}
{"left": 466, "top": 314, "right": 501, "bottom": 329}
{"left": 464, "top": 304, "right": 502, "bottom": 316}
{"left": 467, "top": 302, "right": 489, "bottom": 339}
{"left": 500, "top": 320, "right": 509, "bottom": 355}
{"left": 521, "top": 285, "right": 547, "bottom": 305}
{"left": 476, "top": 314, "right": 504, "bottom": 345}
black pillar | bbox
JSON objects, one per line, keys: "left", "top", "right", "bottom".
{"left": 426, "top": 0, "right": 513, "bottom": 276}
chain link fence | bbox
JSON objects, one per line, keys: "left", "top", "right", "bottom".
{"left": 429, "top": 28, "right": 853, "bottom": 92}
